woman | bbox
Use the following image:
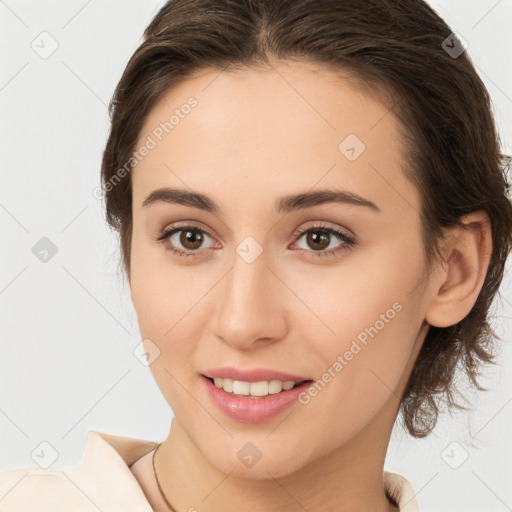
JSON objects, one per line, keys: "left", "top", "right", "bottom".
{"left": 1, "top": 0, "right": 511, "bottom": 510}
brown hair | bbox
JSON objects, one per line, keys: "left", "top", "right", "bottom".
{"left": 100, "top": 0, "right": 512, "bottom": 438}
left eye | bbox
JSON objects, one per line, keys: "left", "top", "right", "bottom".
{"left": 294, "top": 228, "right": 350, "bottom": 252}
{"left": 290, "top": 225, "right": 355, "bottom": 257}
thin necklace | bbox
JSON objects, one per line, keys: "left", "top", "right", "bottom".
{"left": 152, "top": 443, "right": 177, "bottom": 512}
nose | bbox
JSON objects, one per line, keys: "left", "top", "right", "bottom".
{"left": 212, "top": 243, "right": 288, "bottom": 351}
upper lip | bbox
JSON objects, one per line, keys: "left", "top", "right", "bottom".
{"left": 202, "top": 367, "right": 312, "bottom": 383}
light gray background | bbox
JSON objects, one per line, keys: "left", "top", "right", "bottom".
{"left": 1, "top": 1, "right": 511, "bottom": 510}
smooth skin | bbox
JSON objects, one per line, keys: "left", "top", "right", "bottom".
{"left": 127, "top": 59, "right": 492, "bottom": 512}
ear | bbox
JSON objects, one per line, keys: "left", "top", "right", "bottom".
{"left": 425, "top": 210, "right": 493, "bottom": 328}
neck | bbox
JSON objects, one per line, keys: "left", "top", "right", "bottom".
{"left": 154, "top": 394, "right": 401, "bottom": 512}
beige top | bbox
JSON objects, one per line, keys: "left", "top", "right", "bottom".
{"left": 0, "top": 430, "right": 420, "bottom": 511}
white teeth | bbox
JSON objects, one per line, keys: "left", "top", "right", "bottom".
{"left": 282, "top": 381, "right": 295, "bottom": 390}
{"left": 232, "top": 380, "right": 250, "bottom": 395}
{"left": 249, "top": 381, "right": 269, "bottom": 397}
{"left": 268, "top": 380, "right": 283, "bottom": 394}
{"left": 211, "top": 377, "right": 303, "bottom": 397}
{"left": 222, "top": 378, "right": 233, "bottom": 393}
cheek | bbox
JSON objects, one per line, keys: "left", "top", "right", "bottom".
{"left": 130, "top": 228, "right": 192, "bottom": 332}
{"left": 131, "top": 269, "right": 204, "bottom": 358}
{"left": 129, "top": 233, "right": 219, "bottom": 376}
{"left": 292, "top": 308, "right": 416, "bottom": 451}
{"left": 131, "top": 261, "right": 207, "bottom": 413}
{"left": 286, "top": 236, "right": 422, "bottom": 349}
{"left": 290, "top": 246, "right": 424, "bottom": 437}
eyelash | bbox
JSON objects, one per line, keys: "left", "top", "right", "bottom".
{"left": 157, "top": 222, "right": 356, "bottom": 260}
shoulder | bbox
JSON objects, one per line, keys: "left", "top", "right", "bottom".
{"left": 384, "top": 471, "right": 420, "bottom": 511}
{"left": 0, "top": 430, "right": 158, "bottom": 511}
{"left": 0, "top": 466, "right": 81, "bottom": 510}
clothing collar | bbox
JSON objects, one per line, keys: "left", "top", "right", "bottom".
{"left": 66, "top": 429, "right": 158, "bottom": 511}
{"left": 82, "top": 430, "right": 419, "bottom": 511}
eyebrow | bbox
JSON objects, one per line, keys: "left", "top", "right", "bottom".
{"left": 141, "top": 187, "right": 381, "bottom": 214}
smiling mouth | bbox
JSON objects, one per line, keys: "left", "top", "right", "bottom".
{"left": 203, "top": 375, "right": 313, "bottom": 398}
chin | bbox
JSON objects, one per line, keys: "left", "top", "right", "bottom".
{"left": 204, "top": 441, "right": 310, "bottom": 480}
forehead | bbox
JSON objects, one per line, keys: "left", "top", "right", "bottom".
{"left": 131, "top": 60, "right": 420, "bottom": 221}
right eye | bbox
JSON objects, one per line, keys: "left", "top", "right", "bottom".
{"left": 158, "top": 225, "right": 219, "bottom": 258}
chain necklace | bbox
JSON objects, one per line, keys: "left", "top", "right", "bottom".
{"left": 152, "top": 442, "right": 177, "bottom": 512}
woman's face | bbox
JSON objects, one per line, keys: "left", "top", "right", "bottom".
{"left": 129, "top": 59, "right": 434, "bottom": 477}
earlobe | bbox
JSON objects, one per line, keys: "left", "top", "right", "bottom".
{"left": 425, "top": 211, "right": 492, "bottom": 328}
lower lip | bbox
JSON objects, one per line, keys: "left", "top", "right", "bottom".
{"left": 202, "top": 375, "right": 312, "bottom": 423}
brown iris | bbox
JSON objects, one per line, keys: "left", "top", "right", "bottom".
{"left": 306, "top": 230, "right": 330, "bottom": 251}
{"left": 180, "top": 229, "right": 204, "bottom": 250}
